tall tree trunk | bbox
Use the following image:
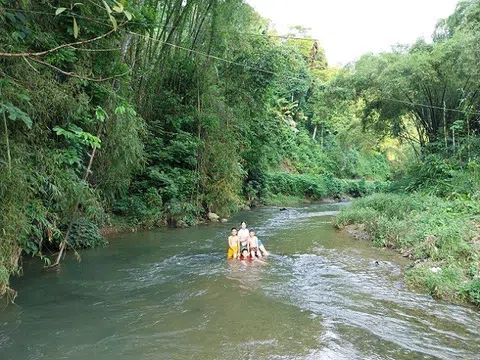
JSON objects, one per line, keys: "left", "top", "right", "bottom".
{"left": 443, "top": 101, "right": 447, "bottom": 149}
{"left": 452, "top": 127, "right": 455, "bottom": 154}
{"left": 466, "top": 113, "right": 471, "bottom": 162}
{"left": 2, "top": 110, "right": 11, "bottom": 173}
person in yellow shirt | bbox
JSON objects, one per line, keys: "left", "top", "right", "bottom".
{"left": 227, "top": 227, "right": 240, "bottom": 259}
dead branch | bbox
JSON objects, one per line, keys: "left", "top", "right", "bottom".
{"left": 27, "top": 57, "right": 131, "bottom": 82}
{"left": 0, "top": 23, "right": 125, "bottom": 58}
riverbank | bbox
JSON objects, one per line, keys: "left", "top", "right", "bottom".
{"left": 263, "top": 173, "right": 388, "bottom": 204}
{"left": 105, "top": 174, "right": 388, "bottom": 231}
{"left": 334, "top": 193, "right": 480, "bottom": 306}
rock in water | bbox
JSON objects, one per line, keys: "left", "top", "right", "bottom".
{"left": 220, "top": 218, "right": 228, "bottom": 223}
{"left": 207, "top": 212, "right": 220, "bottom": 222}
{"left": 176, "top": 220, "right": 189, "bottom": 228}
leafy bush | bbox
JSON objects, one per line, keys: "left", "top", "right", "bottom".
{"left": 265, "top": 173, "right": 328, "bottom": 199}
{"left": 407, "top": 265, "right": 465, "bottom": 300}
{"left": 112, "top": 188, "right": 165, "bottom": 228}
{"left": 69, "top": 218, "right": 107, "bottom": 249}
{"left": 461, "top": 278, "right": 480, "bottom": 306}
{"left": 394, "top": 154, "right": 480, "bottom": 199}
{"left": 264, "top": 172, "right": 388, "bottom": 202}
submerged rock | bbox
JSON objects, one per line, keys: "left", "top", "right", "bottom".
{"left": 207, "top": 212, "right": 220, "bottom": 222}
{"left": 320, "top": 198, "right": 336, "bottom": 204}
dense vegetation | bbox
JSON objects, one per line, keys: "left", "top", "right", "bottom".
{"left": 334, "top": 0, "right": 480, "bottom": 306}
{"left": 2, "top": 0, "right": 479, "bottom": 306}
{"left": 0, "top": 0, "right": 389, "bottom": 296}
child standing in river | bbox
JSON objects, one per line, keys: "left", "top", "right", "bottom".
{"left": 237, "top": 221, "right": 249, "bottom": 250}
{"left": 248, "top": 229, "right": 261, "bottom": 258}
{"left": 227, "top": 228, "right": 240, "bottom": 259}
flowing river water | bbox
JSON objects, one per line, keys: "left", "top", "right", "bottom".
{"left": 1, "top": 203, "right": 479, "bottom": 360}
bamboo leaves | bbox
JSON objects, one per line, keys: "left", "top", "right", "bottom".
{"left": 53, "top": 125, "right": 101, "bottom": 149}
{"left": 54, "top": 0, "right": 134, "bottom": 38}
{"left": 54, "top": 4, "right": 83, "bottom": 38}
{"left": 0, "top": 102, "right": 32, "bottom": 129}
{"left": 73, "top": 17, "right": 79, "bottom": 38}
{"left": 102, "top": 0, "right": 130, "bottom": 30}
{"left": 55, "top": 8, "right": 67, "bottom": 15}
{"left": 112, "top": 1, "right": 124, "bottom": 13}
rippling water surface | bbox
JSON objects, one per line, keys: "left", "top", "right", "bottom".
{"left": 1, "top": 203, "right": 479, "bottom": 360}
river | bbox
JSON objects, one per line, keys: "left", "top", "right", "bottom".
{"left": 1, "top": 203, "right": 479, "bottom": 360}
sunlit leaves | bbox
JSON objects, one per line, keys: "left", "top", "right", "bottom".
{"left": 124, "top": 10, "right": 132, "bottom": 21}
{"left": 102, "top": 0, "right": 118, "bottom": 30}
{"left": 53, "top": 125, "right": 101, "bottom": 149}
{"left": 112, "top": 1, "right": 124, "bottom": 13}
{"left": 55, "top": 8, "right": 67, "bottom": 15}
{"left": 73, "top": 17, "right": 79, "bottom": 38}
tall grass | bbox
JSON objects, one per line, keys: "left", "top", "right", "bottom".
{"left": 335, "top": 193, "right": 480, "bottom": 305}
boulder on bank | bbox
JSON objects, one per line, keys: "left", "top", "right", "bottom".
{"left": 207, "top": 212, "right": 220, "bottom": 222}
{"left": 220, "top": 218, "right": 228, "bottom": 223}
{"left": 344, "top": 224, "right": 369, "bottom": 240}
{"left": 241, "top": 205, "right": 251, "bottom": 211}
{"left": 176, "top": 220, "right": 189, "bottom": 228}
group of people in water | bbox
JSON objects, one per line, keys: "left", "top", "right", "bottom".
{"left": 227, "top": 221, "right": 269, "bottom": 260}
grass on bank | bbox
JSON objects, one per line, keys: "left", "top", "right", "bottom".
{"left": 334, "top": 193, "right": 480, "bottom": 306}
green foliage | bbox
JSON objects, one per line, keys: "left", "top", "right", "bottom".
{"left": 393, "top": 153, "right": 480, "bottom": 199}
{"left": 93, "top": 104, "right": 145, "bottom": 202}
{"left": 264, "top": 172, "right": 386, "bottom": 201}
{"left": 0, "top": 166, "right": 30, "bottom": 295}
{"left": 335, "top": 193, "right": 480, "bottom": 305}
{"left": 0, "top": 100, "right": 32, "bottom": 129}
{"left": 407, "top": 265, "right": 465, "bottom": 300}
{"left": 69, "top": 218, "right": 107, "bottom": 249}
{"left": 461, "top": 278, "right": 480, "bottom": 306}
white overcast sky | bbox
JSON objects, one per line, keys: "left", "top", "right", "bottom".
{"left": 246, "top": 0, "right": 460, "bottom": 66}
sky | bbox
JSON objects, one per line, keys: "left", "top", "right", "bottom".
{"left": 246, "top": 0, "right": 460, "bottom": 66}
